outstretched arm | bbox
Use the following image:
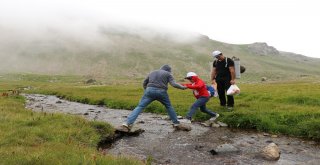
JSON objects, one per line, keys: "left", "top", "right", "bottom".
{"left": 168, "top": 75, "right": 187, "bottom": 90}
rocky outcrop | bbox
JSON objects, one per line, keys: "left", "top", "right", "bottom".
{"left": 248, "top": 42, "right": 279, "bottom": 56}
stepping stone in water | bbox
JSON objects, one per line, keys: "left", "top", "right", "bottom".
{"left": 115, "top": 125, "right": 145, "bottom": 136}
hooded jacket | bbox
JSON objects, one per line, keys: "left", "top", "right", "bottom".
{"left": 184, "top": 76, "right": 210, "bottom": 99}
{"left": 143, "top": 65, "right": 185, "bottom": 90}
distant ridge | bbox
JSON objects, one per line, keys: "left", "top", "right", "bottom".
{"left": 1, "top": 25, "right": 319, "bottom": 82}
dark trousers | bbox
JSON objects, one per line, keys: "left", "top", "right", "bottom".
{"left": 216, "top": 79, "right": 234, "bottom": 107}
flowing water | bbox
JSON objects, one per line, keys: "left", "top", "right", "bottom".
{"left": 24, "top": 94, "right": 319, "bottom": 165}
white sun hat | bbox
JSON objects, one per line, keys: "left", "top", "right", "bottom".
{"left": 185, "top": 72, "right": 197, "bottom": 79}
{"left": 212, "top": 50, "right": 222, "bottom": 58}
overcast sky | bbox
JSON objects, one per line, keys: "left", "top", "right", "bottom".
{"left": 1, "top": 0, "right": 319, "bottom": 58}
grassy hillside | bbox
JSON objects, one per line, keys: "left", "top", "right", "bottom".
{"left": 1, "top": 25, "right": 319, "bottom": 82}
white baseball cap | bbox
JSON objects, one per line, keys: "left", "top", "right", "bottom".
{"left": 212, "top": 50, "right": 222, "bottom": 58}
{"left": 185, "top": 72, "right": 197, "bottom": 79}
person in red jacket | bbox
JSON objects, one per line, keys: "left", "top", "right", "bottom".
{"left": 181, "top": 72, "right": 219, "bottom": 123}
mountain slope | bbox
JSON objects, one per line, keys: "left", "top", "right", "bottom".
{"left": 1, "top": 25, "right": 319, "bottom": 82}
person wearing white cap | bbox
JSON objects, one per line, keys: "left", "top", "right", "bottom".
{"left": 180, "top": 72, "right": 219, "bottom": 123}
{"left": 211, "top": 50, "right": 236, "bottom": 110}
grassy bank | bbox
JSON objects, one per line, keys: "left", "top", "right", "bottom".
{"left": 0, "top": 95, "right": 142, "bottom": 164}
{"left": 1, "top": 74, "right": 320, "bottom": 141}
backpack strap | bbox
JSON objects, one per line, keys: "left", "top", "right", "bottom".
{"left": 225, "top": 57, "right": 228, "bottom": 68}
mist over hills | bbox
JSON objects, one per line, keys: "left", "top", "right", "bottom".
{"left": 1, "top": 24, "right": 319, "bottom": 82}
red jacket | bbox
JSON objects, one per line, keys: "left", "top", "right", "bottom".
{"left": 183, "top": 76, "right": 209, "bottom": 99}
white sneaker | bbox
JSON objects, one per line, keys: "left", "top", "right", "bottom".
{"left": 209, "top": 114, "right": 220, "bottom": 121}
{"left": 122, "top": 123, "right": 133, "bottom": 130}
{"left": 179, "top": 118, "right": 192, "bottom": 124}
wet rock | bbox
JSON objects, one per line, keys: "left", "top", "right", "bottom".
{"left": 238, "top": 141, "right": 251, "bottom": 147}
{"left": 56, "top": 100, "right": 62, "bottom": 104}
{"left": 260, "top": 143, "right": 280, "bottom": 161}
{"left": 263, "top": 133, "right": 270, "bottom": 136}
{"left": 219, "top": 136, "right": 229, "bottom": 141}
{"left": 137, "top": 121, "right": 145, "bottom": 124}
{"left": 174, "top": 124, "right": 191, "bottom": 131}
{"left": 247, "top": 140, "right": 255, "bottom": 144}
{"left": 266, "top": 140, "right": 273, "bottom": 143}
{"left": 177, "top": 115, "right": 183, "bottom": 119}
{"left": 217, "top": 121, "right": 228, "bottom": 127}
{"left": 215, "top": 144, "right": 240, "bottom": 153}
{"left": 211, "top": 123, "right": 220, "bottom": 128}
{"left": 115, "top": 125, "right": 145, "bottom": 135}
{"left": 161, "top": 116, "right": 170, "bottom": 120}
{"left": 151, "top": 116, "right": 162, "bottom": 119}
{"left": 84, "top": 112, "right": 89, "bottom": 115}
{"left": 200, "top": 122, "right": 211, "bottom": 127}
{"left": 209, "top": 149, "right": 218, "bottom": 155}
{"left": 195, "top": 145, "right": 204, "bottom": 150}
{"left": 202, "top": 120, "right": 219, "bottom": 127}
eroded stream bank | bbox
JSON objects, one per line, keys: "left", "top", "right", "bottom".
{"left": 24, "top": 94, "right": 319, "bottom": 165}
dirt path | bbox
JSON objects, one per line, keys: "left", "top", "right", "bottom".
{"left": 24, "top": 94, "right": 319, "bottom": 165}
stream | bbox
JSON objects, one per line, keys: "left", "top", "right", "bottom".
{"left": 24, "top": 94, "right": 319, "bottom": 165}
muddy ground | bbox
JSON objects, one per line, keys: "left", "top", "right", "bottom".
{"left": 24, "top": 94, "right": 319, "bottom": 165}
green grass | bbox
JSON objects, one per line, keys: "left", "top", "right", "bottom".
{"left": 0, "top": 94, "right": 142, "bottom": 164}
{"left": 16, "top": 76, "right": 319, "bottom": 141}
{"left": 1, "top": 74, "right": 320, "bottom": 142}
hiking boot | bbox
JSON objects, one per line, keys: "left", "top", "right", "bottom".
{"left": 209, "top": 113, "right": 220, "bottom": 121}
{"left": 122, "top": 123, "right": 133, "bottom": 130}
{"left": 173, "top": 123, "right": 180, "bottom": 127}
{"left": 179, "top": 118, "right": 192, "bottom": 124}
{"left": 173, "top": 123, "right": 192, "bottom": 131}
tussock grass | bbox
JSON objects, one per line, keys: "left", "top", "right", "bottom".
{"left": 0, "top": 95, "right": 143, "bottom": 165}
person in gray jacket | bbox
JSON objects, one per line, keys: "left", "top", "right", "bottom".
{"left": 123, "top": 64, "right": 186, "bottom": 129}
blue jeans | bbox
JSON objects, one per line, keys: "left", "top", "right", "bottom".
{"left": 186, "top": 97, "right": 217, "bottom": 119}
{"left": 127, "top": 87, "right": 180, "bottom": 125}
